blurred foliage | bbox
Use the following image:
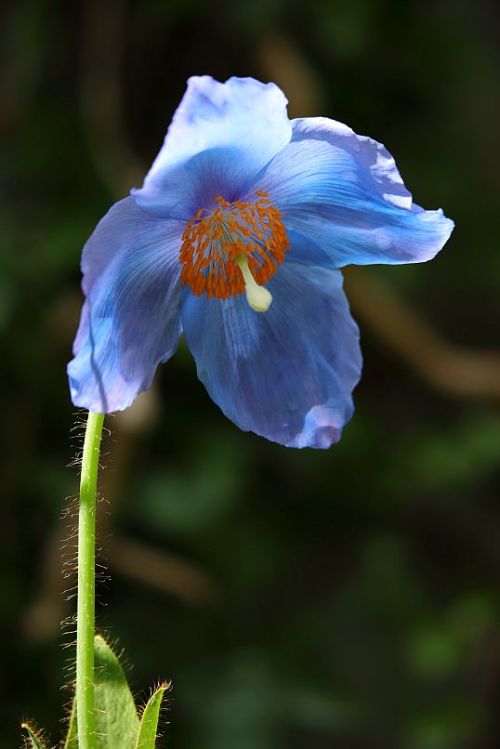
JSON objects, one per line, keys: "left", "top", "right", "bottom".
{"left": 2, "top": 0, "right": 500, "bottom": 748}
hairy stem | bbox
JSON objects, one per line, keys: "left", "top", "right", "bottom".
{"left": 76, "top": 411, "right": 104, "bottom": 749}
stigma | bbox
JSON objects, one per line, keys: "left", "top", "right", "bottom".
{"left": 236, "top": 254, "right": 273, "bottom": 312}
{"left": 179, "top": 191, "right": 289, "bottom": 309}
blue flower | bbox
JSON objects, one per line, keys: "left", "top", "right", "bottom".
{"left": 68, "top": 76, "right": 454, "bottom": 448}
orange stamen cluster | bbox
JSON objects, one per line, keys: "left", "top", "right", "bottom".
{"left": 179, "top": 191, "right": 290, "bottom": 299}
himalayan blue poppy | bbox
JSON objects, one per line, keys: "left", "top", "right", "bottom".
{"left": 68, "top": 76, "right": 454, "bottom": 448}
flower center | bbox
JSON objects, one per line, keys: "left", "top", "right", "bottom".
{"left": 179, "top": 191, "right": 289, "bottom": 311}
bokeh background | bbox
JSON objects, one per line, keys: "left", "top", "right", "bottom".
{"left": 2, "top": 0, "right": 500, "bottom": 747}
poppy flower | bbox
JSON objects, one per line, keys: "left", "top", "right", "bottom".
{"left": 68, "top": 76, "right": 454, "bottom": 448}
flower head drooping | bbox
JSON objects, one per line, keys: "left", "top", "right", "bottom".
{"left": 68, "top": 76, "right": 454, "bottom": 448}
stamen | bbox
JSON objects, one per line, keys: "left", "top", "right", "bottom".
{"left": 236, "top": 254, "right": 273, "bottom": 312}
{"left": 179, "top": 191, "right": 289, "bottom": 303}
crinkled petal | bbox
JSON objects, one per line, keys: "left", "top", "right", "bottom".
{"left": 292, "top": 117, "right": 413, "bottom": 209}
{"left": 251, "top": 128, "right": 454, "bottom": 267}
{"left": 181, "top": 259, "right": 361, "bottom": 448}
{"left": 68, "top": 197, "right": 183, "bottom": 412}
{"left": 133, "top": 76, "right": 292, "bottom": 218}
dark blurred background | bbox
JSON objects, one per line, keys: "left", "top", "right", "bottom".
{"left": 2, "top": 0, "right": 500, "bottom": 747}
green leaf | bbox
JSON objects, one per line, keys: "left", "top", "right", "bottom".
{"left": 136, "top": 684, "right": 170, "bottom": 749}
{"left": 21, "top": 722, "right": 49, "bottom": 749}
{"left": 63, "top": 637, "right": 168, "bottom": 749}
{"left": 93, "top": 634, "right": 140, "bottom": 749}
{"left": 63, "top": 699, "right": 77, "bottom": 749}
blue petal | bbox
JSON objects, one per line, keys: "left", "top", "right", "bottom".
{"left": 68, "top": 197, "right": 183, "bottom": 412}
{"left": 133, "top": 76, "right": 292, "bottom": 219}
{"left": 292, "top": 117, "right": 414, "bottom": 209}
{"left": 250, "top": 120, "right": 454, "bottom": 267}
{"left": 132, "top": 146, "right": 264, "bottom": 222}
{"left": 181, "top": 259, "right": 361, "bottom": 448}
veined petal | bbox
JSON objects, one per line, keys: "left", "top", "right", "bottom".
{"left": 133, "top": 76, "right": 292, "bottom": 218}
{"left": 292, "top": 117, "right": 413, "bottom": 209}
{"left": 68, "top": 197, "right": 183, "bottom": 412}
{"left": 181, "top": 259, "right": 361, "bottom": 449}
{"left": 252, "top": 131, "right": 454, "bottom": 267}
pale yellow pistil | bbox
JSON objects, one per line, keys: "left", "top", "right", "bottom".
{"left": 236, "top": 254, "right": 273, "bottom": 312}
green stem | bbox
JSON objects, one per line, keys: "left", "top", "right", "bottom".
{"left": 76, "top": 411, "right": 104, "bottom": 749}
